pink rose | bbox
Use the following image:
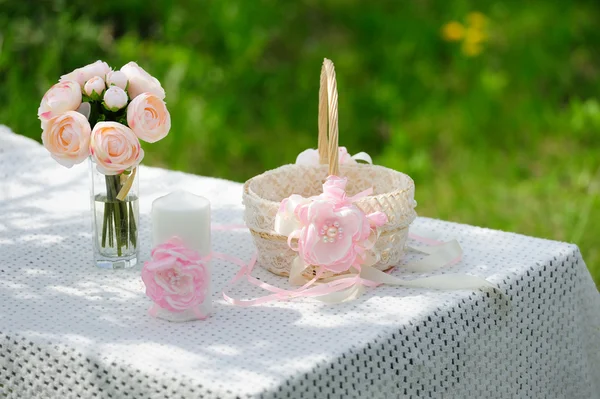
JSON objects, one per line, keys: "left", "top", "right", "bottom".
{"left": 83, "top": 76, "right": 106, "bottom": 97}
{"left": 295, "top": 147, "right": 372, "bottom": 165}
{"left": 141, "top": 238, "right": 209, "bottom": 312}
{"left": 103, "top": 86, "right": 128, "bottom": 111}
{"left": 60, "top": 60, "right": 111, "bottom": 86}
{"left": 90, "top": 122, "right": 144, "bottom": 175}
{"left": 120, "top": 62, "right": 165, "bottom": 100}
{"left": 105, "top": 70, "right": 128, "bottom": 90}
{"left": 126, "top": 93, "right": 171, "bottom": 143}
{"left": 280, "top": 176, "right": 388, "bottom": 273}
{"left": 38, "top": 81, "right": 82, "bottom": 128}
{"left": 319, "top": 175, "right": 350, "bottom": 204}
{"left": 41, "top": 111, "right": 91, "bottom": 168}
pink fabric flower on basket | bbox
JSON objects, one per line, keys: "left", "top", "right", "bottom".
{"left": 282, "top": 176, "right": 387, "bottom": 274}
{"left": 141, "top": 238, "right": 209, "bottom": 312}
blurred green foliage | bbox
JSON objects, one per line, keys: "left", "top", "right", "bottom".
{"left": 1, "top": 0, "right": 599, "bottom": 285}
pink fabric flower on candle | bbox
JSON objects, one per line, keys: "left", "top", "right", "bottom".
{"left": 282, "top": 176, "right": 387, "bottom": 273}
{"left": 141, "top": 238, "right": 209, "bottom": 312}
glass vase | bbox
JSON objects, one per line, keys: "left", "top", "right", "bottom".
{"left": 89, "top": 159, "right": 139, "bottom": 269}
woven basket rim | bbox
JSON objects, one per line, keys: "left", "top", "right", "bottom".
{"left": 243, "top": 163, "right": 415, "bottom": 207}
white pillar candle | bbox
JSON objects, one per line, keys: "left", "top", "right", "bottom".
{"left": 152, "top": 190, "right": 211, "bottom": 256}
{"left": 150, "top": 190, "right": 212, "bottom": 321}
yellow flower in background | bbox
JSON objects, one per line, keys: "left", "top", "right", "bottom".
{"left": 442, "top": 11, "right": 488, "bottom": 57}
{"left": 461, "top": 40, "right": 483, "bottom": 57}
{"left": 466, "top": 12, "right": 487, "bottom": 29}
{"left": 442, "top": 21, "right": 465, "bottom": 42}
{"left": 465, "top": 27, "right": 487, "bottom": 44}
{"left": 462, "top": 26, "right": 488, "bottom": 57}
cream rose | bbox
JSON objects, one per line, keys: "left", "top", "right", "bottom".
{"left": 103, "top": 86, "right": 128, "bottom": 111}
{"left": 274, "top": 194, "right": 311, "bottom": 236}
{"left": 84, "top": 76, "right": 106, "bottom": 97}
{"left": 38, "top": 81, "right": 82, "bottom": 128}
{"left": 41, "top": 111, "right": 91, "bottom": 168}
{"left": 120, "top": 62, "right": 165, "bottom": 99}
{"left": 60, "top": 60, "right": 111, "bottom": 86}
{"left": 106, "top": 70, "right": 128, "bottom": 90}
{"left": 126, "top": 93, "right": 171, "bottom": 143}
{"left": 90, "top": 122, "right": 144, "bottom": 175}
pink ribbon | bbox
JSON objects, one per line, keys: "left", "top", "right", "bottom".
{"left": 211, "top": 223, "right": 465, "bottom": 306}
{"left": 212, "top": 223, "right": 362, "bottom": 305}
{"left": 143, "top": 224, "right": 471, "bottom": 313}
{"left": 408, "top": 232, "right": 445, "bottom": 246}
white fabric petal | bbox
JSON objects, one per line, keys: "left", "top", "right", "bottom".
{"left": 295, "top": 149, "right": 320, "bottom": 165}
{"left": 351, "top": 152, "right": 373, "bottom": 164}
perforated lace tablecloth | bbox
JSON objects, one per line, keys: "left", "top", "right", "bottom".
{"left": 1, "top": 126, "right": 599, "bottom": 399}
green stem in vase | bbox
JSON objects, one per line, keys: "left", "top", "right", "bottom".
{"left": 100, "top": 170, "right": 137, "bottom": 256}
{"left": 113, "top": 199, "right": 123, "bottom": 256}
{"left": 105, "top": 175, "right": 123, "bottom": 255}
{"left": 120, "top": 181, "right": 129, "bottom": 249}
{"left": 104, "top": 177, "right": 114, "bottom": 248}
{"left": 113, "top": 177, "right": 124, "bottom": 257}
{"left": 129, "top": 202, "right": 137, "bottom": 248}
{"left": 108, "top": 202, "right": 113, "bottom": 247}
{"left": 102, "top": 202, "right": 108, "bottom": 248}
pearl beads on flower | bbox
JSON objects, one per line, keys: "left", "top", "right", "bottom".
{"left": 319, "top": 220, "right": 344, "bottom": 243}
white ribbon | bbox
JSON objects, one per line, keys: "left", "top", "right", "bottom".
{"left": 351, "top": 152, "right": 373, "bottom": 164}
{"left": 403, "top": 240, "right": 462, "bottom": 272}
{"left": 358, "top": 266, "right": 496, "bottom": 290}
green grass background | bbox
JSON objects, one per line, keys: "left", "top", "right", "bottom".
{"left": 1, "top": 0, "right": 598, "bottom": 286}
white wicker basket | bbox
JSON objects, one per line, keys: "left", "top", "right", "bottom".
{"left": 243, "top": 59, "right": 417, "bottom": 278}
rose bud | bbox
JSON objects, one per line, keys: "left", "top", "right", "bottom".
{"left": 84, "top": 76, "right": 106, "bottom": 98}
{"left": 60, "top": 60, "right": 111, "bottom": 86}
{"left": 106, "top": 70, "right": 128, "bottom": 90}
{"left": 103, "top": 86, "right": 129, "bottom": 111}
{"left": 120, "top": 62, "right": 165, "bottom": 100}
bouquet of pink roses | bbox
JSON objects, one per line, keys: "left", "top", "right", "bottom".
{"left": 38, "top": 60, "right": 170, "bottom": 261}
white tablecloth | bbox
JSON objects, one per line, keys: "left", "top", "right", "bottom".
{"left": 1, "top": 126, "right": 599, "bottom": 399}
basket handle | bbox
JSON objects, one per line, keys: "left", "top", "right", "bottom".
{"left": 317, "top": 58, "right": 340, "bottom": 176}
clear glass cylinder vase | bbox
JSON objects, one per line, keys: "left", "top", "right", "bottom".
{"left": 89, "top": 159, "right": 139, "bottom": 269}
